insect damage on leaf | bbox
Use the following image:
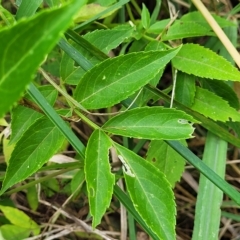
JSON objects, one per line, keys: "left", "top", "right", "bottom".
{"left": 118, "top": 155, "right": 135, "bottom": 177}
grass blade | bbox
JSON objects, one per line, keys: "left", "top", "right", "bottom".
{"left": 192, "top": 132, "right": 227, "bottom": 240}
{"left": 27, "top": 83, "right": 85, "bottom": 159}
{"left": 165, "top": 140, "right": 240, "bottom": 205}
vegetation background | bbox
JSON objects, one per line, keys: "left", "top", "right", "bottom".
{"left": 1, "top": 0, "right": 240, "bottom": 239}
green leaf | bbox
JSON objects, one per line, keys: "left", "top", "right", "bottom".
{"left": 71, "top": 169, "right": 85, "bottom": 195}
{"left": 0, "top": 0, "right": 86, "bottom": 118}
{"left": 146, "top": 140, "right": 186, "bottom": 187}
{"left": 191, "top": 87, "right": 240, "bottom": 122}
{"left": 162, "top": 21, "right": 214, "bottom": 40}
{"left": 27, "top": 84, "right": 86, "bottom": 160}
{"left": 16, "top": 0, "right": 43, "bottom": 19}
{"left": 10, "top": 106, "right": 43, "bottom": 144}
{"left": 85, "top": 129, "right": 115, "bottom": 227}
{"left": 61, "top": 25, "right": 134, "bottom": 85}
{"left": 175, "top": 72, "right": 196, "bottom": 107}
{"left": 74, "top": 48, "right": 181, "bottom": 109}
{"left": 0, "top": 205, "right": 40, "bottom": 235}
{"left": 0, "top": 5, "right": 15, "bottom": 27}
{"left": 84, "top": 25, "right": 134, "bottom": 54}
{"left": 95, "top": 0, "right": 117, "bottom": 6}
{"left": 172, "top": 44, "right": 240, "bottom": 81}
{"left": 147, "top": 19, "right": 170, "bottom": 34}
{"left": 0, "top": 118, "right": 65, "bottom": 195}
{"left": 141, "top": 3, "right": 150, "bottom": 29}
{"left": 145, "top": 85, "right": 240, "bottom": 148}
{"left": 25, "top": 84, "right": 58, "bottom": 106}
{"left": 74, "top": 3, "right": 117, "bottom": 22}
{"left": 103, "top": 107, "right": 196, "bottom": 140}
{"left": 44, "top": 0, "right": 60, "bottom": 7}
{"left": 201, "top": 79, "right": 239, "bottom": 110}
{"left": 150, "top": 0, "right": 161, "bottom": 25}
{"left": 10, "top": 85, "right": 58, "bottom": 144}
{"left": 181, "top": 11, "right": 236, "bottom": 29}
{"left": 114, "top": 143, "right": 176, "bottom": 240}
{"left": 27, "top": 185, "right": 39, "bottom": 211}
{"left": 0, "top": 225, "right": 31, "bottom": 239}
{"left": 73, "top": 0, "right": 129, "bottom": 31}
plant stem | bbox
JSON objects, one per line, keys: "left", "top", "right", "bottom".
{"left": 130, "top": 0, "right": 142, "bottom": 15}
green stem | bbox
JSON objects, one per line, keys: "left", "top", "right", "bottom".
{"left": 130, "top": 0, "right": 142, "bottom": 15}
{"left": 74, "top": 109, "right": 99, "bottom": 130}
{"left": 126, "top": 3, "right": 136, "bottom": 23}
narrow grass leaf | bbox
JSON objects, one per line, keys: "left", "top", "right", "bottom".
{"left": 85, "top": 129, "right": 115, "bottom": 227}
{"left": 192, "top": 132, "right": 227, "bottom": 240}
{"left": 74, "top": 48, "right": 181, "bottom": 109}
{"left": 103, "top": 107, "right": 196, "bottom": 140}
{"left": 16, "top": 0, "right": 43, "bottom": 19}
{"left": 146, "top": 140, "right": 186, "bottom": 187}
{"left": 172, "top": 44, "right": 240, "bottom": 81}
{"left": 191, "top": 87, "right": 240, "bottom": 122}
{"left": 0, "top": 0, "right": 86, "bottom": 118}
{"left": 114, "top": 143, "right": 176, "bottom": 240}
{"left": 166, "top": 140, "right": 240, "bottom": 205}
{"left": 27, "top": 84, "right": 86, "bottom": 159}
{"left": 0, "top": 118, "right": 65, "bottom": 195}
